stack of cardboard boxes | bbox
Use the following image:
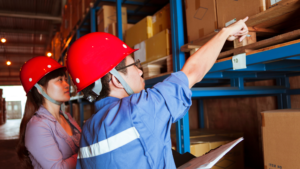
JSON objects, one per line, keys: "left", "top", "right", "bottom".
{"left": 185, "top": 0, "right": 266, "bottom": 43}
{"left": 125, "top": 4, "right": 171, "bottom": 63}
{"left": 185, "top": 0, "right": 289, "bottom": 45}
{"left": 125, "top": 4, "right": 172, "bottom": 78}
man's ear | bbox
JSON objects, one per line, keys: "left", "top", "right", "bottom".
{"left": 110, "top": 75, "right": 124, "bottom": 89}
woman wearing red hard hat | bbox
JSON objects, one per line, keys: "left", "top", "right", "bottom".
{"left": 67, "top": 17, "right": 249, "bottom": 169}
{"left": 17, "top": 56, "right": 81, "bottom": 169}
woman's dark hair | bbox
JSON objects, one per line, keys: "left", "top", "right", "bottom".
{"left": 17, "top": 68, "right": 66, "bottom": 169}
{"left": 82, "top": 58, "right": 127, "bottom": 101}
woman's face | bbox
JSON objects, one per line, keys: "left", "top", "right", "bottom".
{"left": 45, "top": 75, "right": 70, "bottom": 102}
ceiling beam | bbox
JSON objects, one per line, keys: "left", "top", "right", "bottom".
{"left": 0, "top": 10, "right": 61, "bottom": 22}
{"left": 0, "top": 77, "right": 20, "bottom": 81}
{"left": 0, "top": 82, "right": 21, "bottom": 85}
{"left": 3, "top": 42, "right": 45, "bottom": 48}
{"left": 0, "top": 52, "right": 45, "bottom": 57}
{"left": 0, "top": 28, "right": 49, "bottom": 35}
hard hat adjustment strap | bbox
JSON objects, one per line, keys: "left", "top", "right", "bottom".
{"left": 85, "top": 78, "right": 102, "bottom": 102}
{"left": 110, "top": 68, "right": 134, "bottom": 96}
{"left": 34, "top": 83, "right": 63, "bottom": 105}
{"left": 92, "top": 78, "right": 102, "bottom": 95}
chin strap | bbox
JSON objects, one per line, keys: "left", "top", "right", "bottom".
{"left": 86, "top": 68, "right": 134, "bottom": 102}
{"left": 34, "top": 84, "right": 63, "bottom": 105}
{"left": 34, "top": 84, "right": 69, "bottom": 119}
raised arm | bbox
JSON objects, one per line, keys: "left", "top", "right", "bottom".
{"left": 181, "top": 17, "right": 249, "bottom": 88}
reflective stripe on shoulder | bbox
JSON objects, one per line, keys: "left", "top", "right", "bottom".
{"left": 78, "top": 127, "right": 140, "bottom": 159}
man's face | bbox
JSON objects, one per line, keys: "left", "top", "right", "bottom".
{"left": 121, "top": 56, "right": 145, "bottom": 93}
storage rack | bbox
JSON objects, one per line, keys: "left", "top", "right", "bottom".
{"left": 58, "top": 0, "right": 300, "bottom": 156}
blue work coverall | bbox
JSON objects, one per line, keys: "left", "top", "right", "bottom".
{"left": 76, "top": 71, "right": 192, "bottom": 169}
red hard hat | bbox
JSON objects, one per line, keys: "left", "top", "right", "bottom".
{"left": 20, "top": 56, "right": 66, "bottom": 94}
{"left": 66, "top": 32, "right": 137, "bottom": 92}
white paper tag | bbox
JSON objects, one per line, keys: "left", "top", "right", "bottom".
{"left": 232, "top": 53, "right": 247, "bottom": 70}
{"left": 134, "top": 41, "right": 146, "bottom": 63}
{"left": 225, "top": 18, "right": 236, "bottom": 27}
{"left": 270, "top": 0, "right": 281, "bottom": 5}
{"left": 152, "top": 15, "right": 156, "bottom": 23}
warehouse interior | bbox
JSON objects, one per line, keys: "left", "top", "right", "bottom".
{"left": 1, "top": 0, "right": 300, "bottom": 168}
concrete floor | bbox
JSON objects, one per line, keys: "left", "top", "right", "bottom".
{"left": 0, "top": 119, "right": 22, "bottom": 169}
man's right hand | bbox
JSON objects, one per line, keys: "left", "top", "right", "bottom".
{"left": 226, "top": 17, "right": 249, "bottom": 42}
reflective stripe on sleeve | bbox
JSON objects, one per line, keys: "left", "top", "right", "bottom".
{"left": 78, "top": 127, "right": 140, "bottom": 159}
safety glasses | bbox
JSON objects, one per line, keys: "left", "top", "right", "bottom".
{"left": 116, "top": 59, "right": 142, "bottom": 71}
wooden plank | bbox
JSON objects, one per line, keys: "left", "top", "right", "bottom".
{"left": 246, "top": 0, "right": 300, "bottom": 27}
{"left": 248, "top": 27, "right": 279, "bottom": 33}
{"left": 218, "top": 29, "right": 300, "bottom": 59}
{"left": 144, "top": 71, "right": 173, "bottom": 80}
{"left": 216, "top": 38, "right": 300, "bottom": 63}
{"left": 181, "top": 32, "right": 218, "bottom": 52}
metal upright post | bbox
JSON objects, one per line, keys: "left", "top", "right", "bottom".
{"left": 276, "top": 77, "right": 291, "bottom": 109}
{"left": 78, "top": 98, "right": 84, "bottom": 127}
{"left": 90, "top": 8, "right": 97, "bottom": 33}
{"left": 170, "top": 0, "right": 190, "bottom": 154}
{"left": 68, "top": 75, "right": 73, "bottom": 117}
{"left": 76, "top": 30, "right": 81, "bottom": 39}
{"left": 198, "top": 100, "right": 205, "bottom": 129}
{"left": 116, "top": 0, "right": 123, "bottom": 40}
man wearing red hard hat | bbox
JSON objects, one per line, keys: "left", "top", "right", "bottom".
{"left": 67, "top": 17, "right": 249, "bottom": 168}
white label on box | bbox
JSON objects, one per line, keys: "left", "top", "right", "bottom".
{"left": 152, "top": 15, "right": 156, "bottom": 24}
{"left": 270, "top": 0, "right": 281, "bottom": 5}
{"left": 134, "top": 41, "right": 146, "bottom": 63}
{"left": 232, "top": 53, "right": 247, "bottom": 70}
{"left": 225, "top": 18, "right": 236, "bottom": 27}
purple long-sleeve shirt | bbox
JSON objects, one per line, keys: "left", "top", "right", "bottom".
{"left": 25, "top": 106, "right": 81, "bottom": 169}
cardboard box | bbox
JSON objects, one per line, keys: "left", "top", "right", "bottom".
{"left": 152, "top": 4, "right": 171, "bottom": 36}
{"left": 125, "top": 16, "right": 153, "bottom": 48}
{"left": 106, "top": 22, "right": 127, "bottom": 37}
{"left": 185, "top": 0, "right": 265, "bottom": 42}
{"left": 216, "top": 0, "right": 266, "bottom": 28}
{"left": 133, "top": 29, "right": 170, "bottom": 64}
{"left": 145, "top": 29, "right": 171, "bottom": 63}
{"left": 185, "top": 0, "right": 218, "bottom": 42}
{"left": 97, "top": 5, "right": 127, "bottom": 33}
{"left": 261, "top": 109, "right": 300, "bottom": 169}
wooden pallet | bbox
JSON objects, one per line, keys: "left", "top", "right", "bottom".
{"left": 181, "top": 0, "right": 300, "bottom": 56}
{"left": 142, "top": 55, "right": 173, "bottom": 79}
